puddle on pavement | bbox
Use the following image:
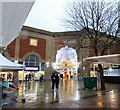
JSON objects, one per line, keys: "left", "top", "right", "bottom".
{"left": 17, "top": 79, "right": 81, "bottom": 104}
{"left": 3, "top": 79, "right": 119, "bottom": 106}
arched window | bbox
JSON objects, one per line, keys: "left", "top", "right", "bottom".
{"left": 25, "top": 55, "right": 39, "bottom": 66}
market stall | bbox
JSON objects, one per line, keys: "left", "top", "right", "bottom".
{"left": 83, "top": 54, "right": 120, "bottom": 83}
{"left": 0, "top": 53, "right": 24, "bottom": 81}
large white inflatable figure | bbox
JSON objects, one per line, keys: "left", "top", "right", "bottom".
{"left": 56, "top": 46, "right": 77, "bottom": 69}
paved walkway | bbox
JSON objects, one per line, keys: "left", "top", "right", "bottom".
{"left": 2, "top": 78, "right": 120, "bottom": 109}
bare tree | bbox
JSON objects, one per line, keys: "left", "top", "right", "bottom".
{"left": 64, "top": 0, "right": 119, "bottom": 90}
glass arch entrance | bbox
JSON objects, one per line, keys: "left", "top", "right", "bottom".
{"left": 56, "top": 46, "right": 78, "bottom": 78}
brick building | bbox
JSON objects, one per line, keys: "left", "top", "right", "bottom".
{"left": 2, "top": 26, "right": 120, "bottom": 81}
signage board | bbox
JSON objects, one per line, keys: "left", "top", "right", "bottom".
{"left": 25, "top": 66, "right": 39, "bottom": 71}
{"left": 104, "top": 69, "right": 120, "bottom": 76}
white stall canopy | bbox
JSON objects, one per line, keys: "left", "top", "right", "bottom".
{"left": 0, "top": 53, "right": 23, "bottom": 70}
{"left": 83, "top": 54, "right": 120, "bottom": 65}
{"left": 0, "top": 0, "right": 35, "bottom": 46}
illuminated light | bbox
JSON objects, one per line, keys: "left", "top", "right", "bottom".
{"left": 83, "top": 59, "right": 85, "bottom": 61}
{"left": 111, "top": 93, "right": 115, "bottom": 98}
{"left": 52, "top": 62, "right": 57, "bottom": 69}
{"left": 14, "top": 60, "right": 18, "bottom": 63}
{"left": 46, "top": 62, "right": 49, "bottom": 65}
{"left": 109, "top": 90, "right": 114, "bottom": 93}
{"left": 77, "top": 62, "right": 80, "bottom": 68}
{"left": 109, "top": 67, "right": 113, "bottom": 71}
{"left": 83, "top": 67, "right": 85, "bottom": 70}
{"left": 25, "top": 67, "right": 39, "bottom": 71}
{"left": 46, "top": 62, "right": 50, "bottom": 68}
{"left": 97, "top": 92, "right": 102, "bottom": 96}
{"left": 97, "top": 102, "right": 103, "bottom": 108}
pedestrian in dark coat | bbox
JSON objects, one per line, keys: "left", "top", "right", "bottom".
{"left": 60, "top": 74, "right": 63, "bottom": 79}
{"left": 28, "top": 73, "right": 31, "bottom": 81}
{"left": 51, "top": 73, "right": 56, "bottom": 91}
{"left": 25, "top": 74, "right": 28, "bottom": 82}
{"left": 55, "top": 74, "right": 59, "bottom": 90}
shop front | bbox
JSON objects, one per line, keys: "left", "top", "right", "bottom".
{"left": 21, "top": 54, "right": 45, "bottom": 81}
{"left": 0, "top": 71, "right": 14, "bottom": 81}
{"left": 83, "top": 54, "right": 120, "bottom": 83}
{"left": 18, "top": 66, "right": 44, "bottom": 81}
{"left": 0, "top": 53, "right": 24, "bottom": 81}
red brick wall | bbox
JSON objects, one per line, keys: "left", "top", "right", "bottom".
{"left": 7, "top": 39, "right": 16, "bottom": 58}
{"left": 19, "top": 36, "right": 46, "bottom": 60}
{"left": 89, "top": 48, "right": 110, "bottom": 56}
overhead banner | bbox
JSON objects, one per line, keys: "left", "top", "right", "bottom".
{"left": 0, "top": 0, "right": 36, "bottom": 47}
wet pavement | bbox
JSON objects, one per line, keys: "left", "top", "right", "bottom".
{"left": 2, "top": 78, "right": 120, "bottom": 108}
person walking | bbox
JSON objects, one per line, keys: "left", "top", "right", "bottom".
{"left": 25, "top": 74, "right": 28, "bottom": 82}
{"left": 60, "top": 74, "right": 63, "bottom": 79}
{"left": 55, "top": 74, "right": 59, "bottom": 90}
{"left": 51, "top": 73, "right": 56, "bottom": 91}
{"left": 40, "top": 74, "right": 44, "bottom": 82}
{"left": 28, "top": 73, "right": 31, "bottom": 81}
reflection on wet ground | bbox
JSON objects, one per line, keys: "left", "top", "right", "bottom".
{"left": 2, "top": 78, "right": 120, "bottom": 108}
{"left": 17, "top": 78, "right": 119, "bottom": 103}
{"left": 18, "top": 78, "right": 81, "bottom": 104}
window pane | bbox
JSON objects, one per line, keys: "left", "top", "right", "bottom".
{"left": 30, "top": 55, "right": 35, "bottom": 62}
{"left": 29, "top": 62, "right": 35, "bottom": 66}
{"left": 25, "top": 55, "right": 39, "bottom": 67}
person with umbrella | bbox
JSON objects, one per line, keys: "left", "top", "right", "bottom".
{"left": 51, "top": 70, "right": 59, "bottom": 91}
{"left": 51, "top": 73, "right": 56, "bottom": 91}
{"left": 55, "top": 74, "right": 59, "bottom": 90}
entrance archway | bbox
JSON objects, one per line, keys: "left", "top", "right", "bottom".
{"left": 55, "top": 46, "right": 78, "bottom": 78}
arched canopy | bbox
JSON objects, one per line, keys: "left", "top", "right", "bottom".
{"left": 56, "top": 46, "right": 77, "bottom": 68}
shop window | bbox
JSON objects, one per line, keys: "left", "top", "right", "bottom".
{"left": 25, "top": 55, "right": 39, "bottom": 66}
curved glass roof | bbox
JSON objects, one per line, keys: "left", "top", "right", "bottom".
{"left": 56, "top": 46, "right": 77, "bottom": 66}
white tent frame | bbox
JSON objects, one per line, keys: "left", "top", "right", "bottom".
{"left": 83, "top": 54, "right": 120, "bottom": 65}
{"left": 83, "top": 54, "right": 120, "bottom": 76}
{"left": 0, "top": 53, "right": 23, "bottom": 70}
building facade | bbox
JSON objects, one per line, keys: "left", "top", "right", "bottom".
{"left": 3, "top": 26, "right": 120, "bottom": 81}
